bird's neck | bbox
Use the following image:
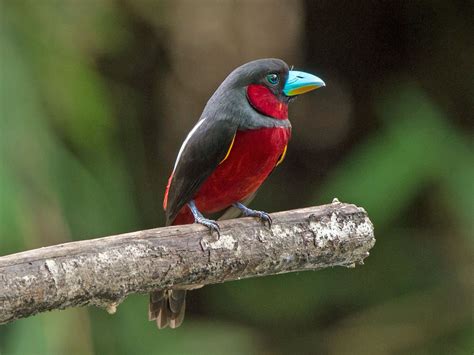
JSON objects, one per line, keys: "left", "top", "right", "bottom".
{"left": 246, "top": 84, "right": 288, "bottom": 120}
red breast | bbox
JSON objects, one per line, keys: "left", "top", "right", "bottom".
{"left": 172, "top": 127, "right": 290, "bottom": 224}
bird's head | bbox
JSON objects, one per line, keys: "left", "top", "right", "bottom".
{"left": 223, "top": 58, "right": 325, "bottom": 120}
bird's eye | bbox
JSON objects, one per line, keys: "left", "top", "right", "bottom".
{"left": 266, "top": 73, "right": 279, "bottom": 85}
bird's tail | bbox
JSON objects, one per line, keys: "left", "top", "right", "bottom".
{"left": 148, "top": 290, "right": 186, "bottom": 329}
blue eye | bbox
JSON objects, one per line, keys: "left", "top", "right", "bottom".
{"left": 266, "top": 73, "right": 279, "bottom": 85}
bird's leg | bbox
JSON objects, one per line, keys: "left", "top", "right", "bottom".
{"left": 188, "top": 200, "right": 220, "bottom": 237}
{"left": 232, "top": 202, "right": 272, "bottom": 227}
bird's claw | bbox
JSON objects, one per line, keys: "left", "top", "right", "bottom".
{"left": 257, "top": 211, "right": 272, "bottom": 228}
{"left": 196, "top": 216, "right": 220, "bottom": 238}
{"left": 188, "top": 200, "right": 220, "bottom": 239}
{"left": 233, "top": 202, "right": 272, "bottom": 228}
{"left": 252, "top": 210, "right": 272, "bottom": 228}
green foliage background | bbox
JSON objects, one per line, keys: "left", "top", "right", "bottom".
{"left": 1, "top": 1, "right": 472, "bottom": 354}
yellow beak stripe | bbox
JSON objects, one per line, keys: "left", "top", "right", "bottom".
{"left": 219, "top": 133, "right": 236, "bottom": 164}
{"left": 276, "top": 145, "right": 287, "bottom": 166}
{"left": 286, "top": 84, "right": 319, "bottom": 96}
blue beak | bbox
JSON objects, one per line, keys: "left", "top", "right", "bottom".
{"left": 283, "top": 70, "right": 325, "bottom": 96}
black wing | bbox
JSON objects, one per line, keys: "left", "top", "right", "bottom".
{"left": 165, "top": 117, "right": 237, "bottom": 225}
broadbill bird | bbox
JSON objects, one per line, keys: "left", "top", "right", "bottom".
{"left": 149, "top": 58, "right": 325, "bottom": 329}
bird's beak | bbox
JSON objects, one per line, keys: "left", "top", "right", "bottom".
{"left": 283, "top": 70, "right": 325, "bottom": 96}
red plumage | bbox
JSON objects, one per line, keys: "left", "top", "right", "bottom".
{"left": 247, "top": 84, "right": 288, "bottom": 120}
{"left": 171, "top": 126, "right": 290, "bottom": 224}
{"left": 164, "top": 84, "right": 291, "bottom": 225}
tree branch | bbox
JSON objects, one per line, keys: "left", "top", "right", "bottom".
{"left": 0, "top": 201, "right": 375, "bottom": 324}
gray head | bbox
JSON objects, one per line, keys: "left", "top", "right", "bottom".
{"left": 202, "top": 58, "right": 325, "bottom": 127}
{"left": 221, "top": 58, "right": 290, "bottom": 100}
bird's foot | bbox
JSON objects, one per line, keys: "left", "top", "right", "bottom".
{"left": 233, "top": 202, "right": 272, "bottom": 228}
{"left": 195, "top": 215, "right": 220, "bottom": 237}
{"left": 188, "top": 200, "right": 220, "bottom": 239}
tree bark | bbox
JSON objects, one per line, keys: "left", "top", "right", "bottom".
{"left": 0, "top": 201, "right": 375, "bottom": 324}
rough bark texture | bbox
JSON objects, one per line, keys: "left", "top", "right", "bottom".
{"left": 0, "top": 201, "right": 375, "bottom": 324}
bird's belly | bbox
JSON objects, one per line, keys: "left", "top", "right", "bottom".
{"left": 194, "top": 127, "right": 290, "bottom": 213}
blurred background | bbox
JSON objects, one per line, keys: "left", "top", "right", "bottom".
{"left": 1, "top": 0, "right": 473, "bottom": 354}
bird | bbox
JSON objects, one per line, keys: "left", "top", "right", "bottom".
{"left": 149, "top": 58, "right": 325, "bottom": 329}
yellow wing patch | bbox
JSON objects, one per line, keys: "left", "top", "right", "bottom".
{"left": 219, "top": 133, "right": 236, "bottom": 164}
{"left": 276, "top": 145, "right": 287, "bottom": 166}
